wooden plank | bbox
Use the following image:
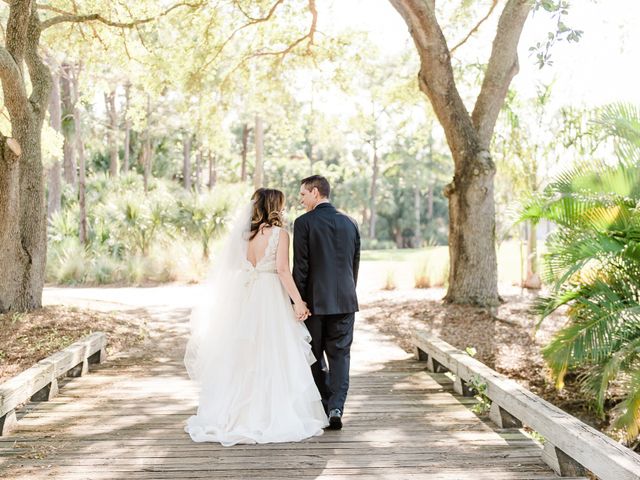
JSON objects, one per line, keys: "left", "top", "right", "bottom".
{"left": 0, "top": 467, "right": 586, "bottom": 480}
{"left": 0, "top": 429, "right": 532, "bottom": 446}
{"left": 5, "top": 454, "right": 553, "bottom": 470}
{"left": 3, "top": 442, "right": 541, "bottom": 457}
{"left": 413, "top": 328, "right": 640, "bottom": 480}
{"left": 0, "top": 311, "right": 568, "bottom": 480}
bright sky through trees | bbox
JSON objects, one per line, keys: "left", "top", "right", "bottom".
{"left": 322, "top": 0, "right": 640, "bottom": 109}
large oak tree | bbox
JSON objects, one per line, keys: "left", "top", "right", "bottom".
{"left": 389, "top": 0, "right": 533, "bottom": 306}
{"left": 0, "top": 0, "right": 320, "bottom": 312}
{"left": 0, "top": 1, "right": 202, "bottom": 312}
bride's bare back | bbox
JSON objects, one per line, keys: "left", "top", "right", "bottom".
{"left": 246, "top": 225, "right": 274, "bottom": 267}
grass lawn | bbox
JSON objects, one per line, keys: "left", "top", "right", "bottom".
{"left": 359, "top": 240, "right": 535, "bottom": 291}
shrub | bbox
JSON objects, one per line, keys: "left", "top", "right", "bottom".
{"left": 520, "top": 103, "right": 640, "bottom": 442}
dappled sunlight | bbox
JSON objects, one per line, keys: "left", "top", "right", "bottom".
{"left": 0, "top": 0, "right": 638, "bottom": 474}
{"left": 1, "top": 285, "right": 560, "bottom": 478}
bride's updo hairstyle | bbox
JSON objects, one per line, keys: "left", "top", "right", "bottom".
{"left": 249, "top": 188, "right": 285, "bottom": 240}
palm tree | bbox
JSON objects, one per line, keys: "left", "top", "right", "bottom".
{"left": 176, "top": 193, "right": 229, "bottom": 260}
{"left": 520, "top": 103, "right": 640, "bottom": 443}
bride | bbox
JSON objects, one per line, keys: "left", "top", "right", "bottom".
{"left": 184, "top": 188, "right": 328, "bottom": 445}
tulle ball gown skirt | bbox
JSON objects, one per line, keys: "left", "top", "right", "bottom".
{"left": 185, "top": 271, "right": 328, "bottom": 446}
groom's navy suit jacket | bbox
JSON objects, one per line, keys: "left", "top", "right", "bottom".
{"left": 293, "top": 203, "right": 360, "bottom": 315}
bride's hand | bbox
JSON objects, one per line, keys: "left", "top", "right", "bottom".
{"left": 294, "top": 301, "right": 310, "bottom": 321}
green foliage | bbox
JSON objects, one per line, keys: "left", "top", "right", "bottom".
{"left": 462, "top": 347, "right": 492, "bottom": 415}
{"left": 175, "top": 189, "right": 242, "bottom": 259}
{"left": 360, "top": 239, "right": 397, "bottom": 251}
{"left": 469, "top": 375, "right": 492, "bottom": 416}
{"left": 530, "top": 1, "right": 583, "bottom": 68}
{"left": 47, "top": 176, "right": 244, "bottom": 285}
{"left": 520, "top": 103, "right": 640, "bottom": 441}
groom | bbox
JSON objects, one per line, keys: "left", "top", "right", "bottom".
{"left": 293, "top": 175, "right": 360, "bottom": 430}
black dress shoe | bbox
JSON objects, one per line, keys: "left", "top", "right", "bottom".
{"left": 327, "top": 409, "right": 342, "bottom": 430}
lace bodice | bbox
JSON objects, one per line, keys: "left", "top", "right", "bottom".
{"left": 245, "top": 226, "right": 280, "bottom": 274}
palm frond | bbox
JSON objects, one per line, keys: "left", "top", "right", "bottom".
{"left": 613, "top": 369, "right": 640, "bottom": 441}
{"left": 524, "top": 102, "right": 640, "bottom": 442}
{"left": 581, "top": 336, "right": 640, "bottom": 415}
{"left": 596, "top": 103, "right": 640, "bottom": 148}
{"left": 542, "top": 282, "right": 640, "bottom": 383}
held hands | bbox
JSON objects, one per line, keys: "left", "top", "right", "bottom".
{"left": 294, "top": 300, "right": 311, "bottom": 322}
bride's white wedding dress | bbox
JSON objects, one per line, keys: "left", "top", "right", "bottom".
{"left": 184, "top": 220, "right": 328, "bottom": 446}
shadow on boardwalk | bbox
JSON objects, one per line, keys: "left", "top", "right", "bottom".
{"left": 0, "top": 286, "right": 571, "bottom": 479}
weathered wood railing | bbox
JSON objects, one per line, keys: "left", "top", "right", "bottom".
{"left": 0, "top": 332, "right": 106, "bottom": 436}
{"left": 412, "top": 328, "right": 640, "bottom": 480}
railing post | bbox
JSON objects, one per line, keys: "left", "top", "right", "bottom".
{"left": 0, "top": 410, "right": 17, "bottom": 436}
{"left": 542, "top": 443, "right": 587, "bottom": 477}
{"left": 67, "top": 359, "right": 89, "bottom": 378}
{"left": 427, "top": 357, "right": 448, "bottom": 373}
{"left": 489, "top": 402, "right": 522, "bottom": 428}
{"left": 31, "top": 377, "right": 59, "bottom": 402}
{"left": 88, "top": 347, "right": 106, "bottom": 365}
{"left": 415, "top": 346, "right": 428, "bottom": 361}
{"left": 453, "top": 377, "right": 475, "bottom": 397}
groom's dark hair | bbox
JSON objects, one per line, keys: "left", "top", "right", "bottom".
{"left": 301, "top": 175, "right": 330, "bottom": 198}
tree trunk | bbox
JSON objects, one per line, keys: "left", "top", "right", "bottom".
{"left": 308, "top": 140, "right": 315, "bottom": 175}
{"left": 104, "top": 89, "right": 119, "bottom": 177}
{"left": 141, "top": 137, "right": 152, "bottom": 193}
{"left": 361, "top": 208, "right": 368, "bottom": 233}
{"left": 76, "top": 101, "right": 87, "bottom": 245}
{"left": 183, "top": 132, "right": 192, "bottom": 190}
{"left": 414, "top": 186, "right": 421, "bottom": 247}
{"left": 389, "top": 0, "right": 531, "bottom": 306}
{"left": 394, "top": 228, "right": 403, "bottom": 248}
{"left": 427, "top": 184, "right": 434, "bottom": 220}
{"left": 368, "top": 144, "right": 379, "bottom": 239}
{"left": 0, "top": 136, "right": 24, "bottom": 312}
{"left": 47, "top": 66, "right": 62, "bottom": 217}
{"left": 195, "top": 149, "right": 202, "bottom": 194}
{"left": 523, "top": 221, "right": 541, "bottom": 289}
{"left": 426, "top": 129, "right": 435, "bottom": 221}
{"left": 240, "top": 123, "right": 249, "bottom": 182}
{"left": 122, "top": 82, "right": 131, "bottom": 173}
{"left": 254, "top": 114, "right": 264, "bottom": 189}
{"left": 443, "top": 154, "right": 499, "bottom": 304}
{"left": 208, "top": 152, "right": 217, "bottom": 190}
{"left": 0, "top": 2, "right": 52, "bottom": 312}
{"left": 60, "top": 62, "right": 77, "bottom": 186}
{"left": 142, "top": 94, "right": 153, "bottom": 192}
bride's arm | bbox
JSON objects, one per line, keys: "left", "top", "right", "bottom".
{"left": 276, "top": 229, "right": 309, "bottom": 319}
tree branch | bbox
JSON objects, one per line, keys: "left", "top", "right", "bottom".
{"left": 120, "top": 2, "right": 152, "bottom": 54}
{"left": 472, "top": 0, "right": 531, "bottom": 148}
{"left": 0, "top": 46, "right": 29, "bottom": 122}
{"left": 36, "top": 4, "right": 74, "bottom": 16}
{"left": 196, "top": 0, "right": 285, "bottom": 75}
{"left": 231, "top": 0, "right": 283, "bottom": 22}
{"left": 6, "top": 0, "right": 31, "bottom": 72}
{"left": 388, "top": 0, "right": 477, "bottom": 165}
{"left": 450, "top": 0, "right": 499, "bottom": 54}
{"left": 25, "top": 6, "right": 52, "bottom": 111}
{"left": 217, "top": 0, "right": 318, "bottom": 90}
{"left": 1, "top": 0, "right": 31, "bottom": 124}
{"left": 248, "top": 0, "right": 317, "bottom": 60}
{"left": 39, "top": 1, "right": 204, "bottom": 30}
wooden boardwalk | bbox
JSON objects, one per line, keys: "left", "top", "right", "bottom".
{"left": 0, "top": 290, "right": 580, "bottom": 479}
